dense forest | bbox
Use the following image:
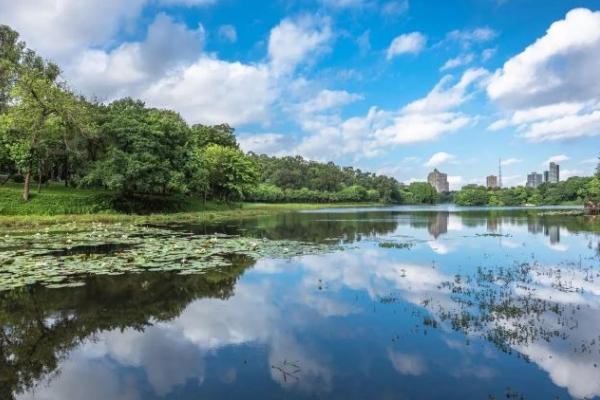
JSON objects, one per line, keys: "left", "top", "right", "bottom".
{"left": 1, "top": 24, "right": 598, "bottom": 212}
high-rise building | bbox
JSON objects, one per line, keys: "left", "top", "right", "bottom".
{"left": 548, "top": 162, "right": 560, "bottom": 183}
{"left": 486, "top": 175, "right": 498, "bottom": 188}
{"left": 526, "top": 172, "right": 543, "bottom": 188}
{"left": 543, "top": 171, "right": 549, "bottom": 183}
{"left": 427, "top": 169, "right": 449, "bottom": 193}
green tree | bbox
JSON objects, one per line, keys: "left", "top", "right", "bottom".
{"left": 81, "top": 99, "right": 190, "bottom": 195}
{"left": 191, "top": 123, "right": 238, "bottom": 148}
{"left": 407, "top": 182, "right": 438, "bottom": 204}
{"left": 454, "top": 185, "right": 490, "bottom": 206}
{"left": 201, "top": 144, "right": 258, "bottom": 201}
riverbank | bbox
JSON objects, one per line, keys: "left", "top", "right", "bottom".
{"left": 0, "top": 186, "right": 381, "bottom": 229}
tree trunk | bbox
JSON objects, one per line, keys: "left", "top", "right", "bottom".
{"left": 37, "top": 162, "right": 42, "bottom": 193}
{"left": 23, "top": 172, "right": 31, "bottom": 201}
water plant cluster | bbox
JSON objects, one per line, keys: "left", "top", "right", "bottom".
{"left": 0, "top": 223, "right": 338, "bottom": 290}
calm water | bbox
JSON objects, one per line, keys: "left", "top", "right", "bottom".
{"left": 2, "top": 207, "right": 600, "bottom": 399}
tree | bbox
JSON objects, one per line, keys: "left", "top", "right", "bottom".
{"left": 407, "top": 182, "right": 438, "bottom": 204}
{"left": 454, "top": 185, "right": 490, "bottom": 206}
{"left": 81, "top": 99, "right": 190, "bottom": 195}
{"left": 201, "top": 144, "right": 258, "bottom": 201}
{"left": 191, "top": 123, "right": 238, "bottom": 149}
{"left": 1, "top": 47, "right": 78, "bottom": 200}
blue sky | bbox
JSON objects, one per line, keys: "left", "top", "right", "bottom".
{"left": 2, "top": 0, "right": 599, "bottom": 188}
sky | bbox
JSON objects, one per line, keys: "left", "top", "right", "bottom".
{"left": 1, "top": 0, "right": 599, "bottom": 189}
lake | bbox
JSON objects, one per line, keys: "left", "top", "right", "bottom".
{"left": 2, "top": 206, "right": 600, "bottom": 399}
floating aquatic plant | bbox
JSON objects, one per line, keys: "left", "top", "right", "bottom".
{"left": 0, "top": 223, "right": 339, "bottom": 291}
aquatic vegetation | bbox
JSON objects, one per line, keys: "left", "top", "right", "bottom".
{"left": 378, "top": 241, "right": 414, "bottom": 249}
{"left": 0, "top": 223, "right": 338, "bottom": 291}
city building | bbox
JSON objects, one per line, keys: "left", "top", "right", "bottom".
{"left": 543, "top": 171, "right": 549, "bottom": 183}
{"left": 427, "top": 169, "right": 449, "bottom": 193}
{"left": 548, "top": 162, "right": 560, "bottom": 183}
{"left": 526, "top": 172, "right": 543, "bottom": 188}
{"left": 486, "top": 175, "right": 498, "bottom": 188}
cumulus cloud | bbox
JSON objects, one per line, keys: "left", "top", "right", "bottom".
{"left": 424, "top": 152, "right": 457, "bottom": 168}
{"left": 294, "top": 68, "right": 487, "bottom": 159}
{"left": 69, "top": 13, "right": 205, "bottom": 100}
{"left": 268, "top": 15, "right": 333, "bottom": 75}
{"left": 0, "top": 0, "right": 219, "bottom": 63}
{"left": 386, "top": 32, "right": 427, "bottom": 59}
{"left": 487, "top": 8, "right": 600, "bottom": 142}
{"left": 141, "top": 57, "right": 274, "bottom": 125}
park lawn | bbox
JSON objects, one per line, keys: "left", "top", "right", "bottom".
{"left": 0, "top": 183, "right": 380, "bottom": 228}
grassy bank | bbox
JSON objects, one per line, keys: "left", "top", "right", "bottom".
{"left": 0, "top": 184, "right": 380, "bottom": 228}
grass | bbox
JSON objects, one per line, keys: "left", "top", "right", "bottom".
{"left": 0, "top": 183, "right": 381, "bottom": 228}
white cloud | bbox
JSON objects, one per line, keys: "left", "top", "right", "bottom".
{"left": 238, "top": 133, "right": 290, "bottom": 156}
{"left": 486, "top": 8, "right": 600, "bottom": 142}
{"left": 501, "top": 158, "right": 522, "bottom": 166}
{"left": 481, "top": 47, "right": 496, "bottom": 61}
{"left": 488, "top": 8, "right": 600, "bottom": 108}
{"left": 388, "top": 350, "right": 427, "bottom": 376}
{"left": 523, "top": 109, "right": 600, "bottom": 141}
{"left": 487, "top": 102, "right": 587, "bottom": 131}
{"left": 218, "top": 24, "right": 237, "bottom": 43}
{"left": 424, "top": 152, "right": 457, "bottom": 168}
{"left": 295, "top": 68, "right": 487, "bottom": 159}
{"left": 320, "top": 0, "right": 365, "bottom": 8}
{"left": 543, "top": 154, "right": 570, "bottom": 165}
{"left": 299, "top": 89, "right": 362, "bottom": 114}
{"left": 69, "top": 13, "right": 205, "bottom": 100}
{"left": 141, "top": 57, "right": 275, "bottom": 125}
{"left": 268, "top": 15, "right": 333, "bottom": 75}
{"left": 440, "top": 53, "right": 475, "bottom": 71}
{"left": 381, "top": 1, "right": 410, "bottom": 17}
{"left": 446, "top": 27, "right": 497, "bottom": 46}
{"left": 0, "top": 0, "right": 147, "bottom": 62}
{"left": 386, "top": 32, "right": 426, "bottom": 59}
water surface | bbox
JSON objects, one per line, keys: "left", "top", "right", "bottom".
{"left": 2, "top": 207, "right": 600, "bottom": 399}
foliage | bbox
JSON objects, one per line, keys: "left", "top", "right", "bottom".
{"left": 454, "top": 176, "right": 597, "bottom": 207}
{"left": 80, "top": 99, "right": 190, "bottom": 195}
{"left": 201, "top": 144, "right": 259, "bottom": 201}
{"left": 406, "top": 182, "right": 438, "bottom": 204}
{"left": 249, "top": 154, "right": 403, "bottom": 203}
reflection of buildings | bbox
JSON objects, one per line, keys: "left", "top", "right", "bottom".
{"left": 545, "top": 225, "right": 560, "bottom": 244}
{"left": 486, "top": 217, "right": 500, "bottom": 232}
{"left": 527, "top": 219, "right": 544, "bottom": 234}
{"left": 427, "top": 212, "right": 449, "bottom": 238}
{"left": 427, "top": 169, "right": 449, "bottom": 193}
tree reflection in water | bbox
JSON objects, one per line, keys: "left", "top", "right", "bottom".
{"left": 0, "top": 255, "right": 254, "bottom": 400}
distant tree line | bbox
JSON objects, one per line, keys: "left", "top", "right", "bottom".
{"left": 454, "top": 171, "right": 600, "bottom": 207}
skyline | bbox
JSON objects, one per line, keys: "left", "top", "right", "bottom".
{"left": 2, "top": 0, "right": 599, "bottom": 189}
